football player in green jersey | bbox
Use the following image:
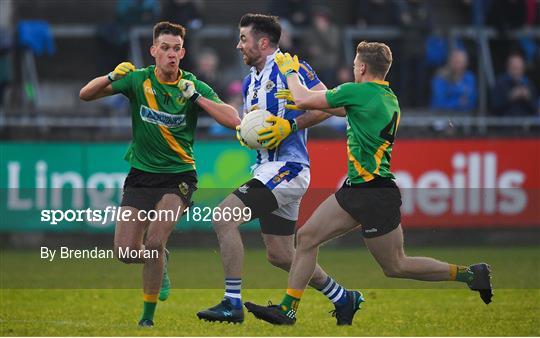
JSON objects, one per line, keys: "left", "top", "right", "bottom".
{"left": 244, "top": 41, "right": 492, "bottom": 326}
{"left": 80, "top": 21, "right": 240, "bottom": 327}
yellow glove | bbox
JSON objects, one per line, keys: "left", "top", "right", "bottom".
{"left": 108, "top": 62, "right": 135, "bottom": 82}
{"left": 274, "top": 53, "right": 299, "bottom": 77}
{"left": 257, "top": 115, "right": 298, "bottom": 150}
{"left": 178, "top": 79, "right": 201, "bottom": 102}
{"left": 274, "top": 89, "right": 300, "bottom": 110}
{"left": 236, "top": 125, "right": 253, "bottom": 149}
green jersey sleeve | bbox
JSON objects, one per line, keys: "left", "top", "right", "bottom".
{"left": 111, "top": 72, "right": 135, "bottom": 97}
{"left": 195, "top": 80, "right": 223, "bottom": 104}
{"left": 326, "top": 82, "right": 368, "bottom": 108}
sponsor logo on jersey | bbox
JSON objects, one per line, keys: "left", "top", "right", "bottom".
{"left": 238, "top": 184, "right": 249, "bottom": 194}
{"left": 364, "top": 228, "right": 378, "bottom": 233}
{"left": 329, "top": 85, "right": 342, "bottom": 95}
{"left": 139, "top": 105, "right": 186, "bottom": 128}
{"left": 265, "top": 80, "right": 276, "bottom": 92}
{"left": 176, "top": 96, "right": 187, "bottom": 105}
{"left": 304, "top": 70, "right": 315, "bottom": 81}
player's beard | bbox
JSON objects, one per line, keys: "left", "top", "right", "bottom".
{"left": 241, "top": 53, "right": 252, "bottom": 66}
{"left": 242, "top": 49, "right": 260, "bottom": 67}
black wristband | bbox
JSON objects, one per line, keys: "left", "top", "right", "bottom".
{"left": 288, "top": 119, "right": 298, "bottom": 132}
{"left": 189, "top": 92, "right": 201, "bottom": 103}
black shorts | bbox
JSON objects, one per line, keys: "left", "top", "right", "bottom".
{"left": 232, "top": 179, "right": 295, "bottom": 236}
{"left": 120, "top": 167, "right": 197, "bottom": 211}
{"left": 335, "top": 176, "right": 402, "bottom": 238}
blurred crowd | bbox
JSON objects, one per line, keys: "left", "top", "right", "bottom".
{"left": 272, "top": 0, "right": 540, "bottom": 117}
{"left": 0, "top": 0, "right": 539, "bottom": 120}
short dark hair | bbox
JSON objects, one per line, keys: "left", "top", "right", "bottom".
{"left": 153, "top": 21, "right": 186, "bottom": 41}
{"left": 239, "top": 13, "right": 281, "bottom": 46}
{"left": 356, "top": 41, "right": 393, "bottom": 78}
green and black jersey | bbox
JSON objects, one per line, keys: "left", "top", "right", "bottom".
{"left": 111, "top": 65, "right": 222, "bottom": 173}
{"left": 326, "top": 81, "right": 400, "bottom": 184}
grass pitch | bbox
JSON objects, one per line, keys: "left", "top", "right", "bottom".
{"left": 1, "top": 246, "right": 539, "bottom": 336}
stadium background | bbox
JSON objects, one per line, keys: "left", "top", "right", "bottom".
{"left": 0, "top": 0, "right": 539, "bottom": 336}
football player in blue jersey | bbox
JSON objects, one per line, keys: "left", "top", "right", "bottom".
{"left": 196, "top": 14, "right": 363, "bottom": 325}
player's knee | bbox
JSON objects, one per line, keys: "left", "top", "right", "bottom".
{"left": 144, "top": 238, "right": 164, "bottom": 254}
{"left": 296, "top": 227, "right": 318, "bottom": 251}
{"left": 266, "top": 250, "right": 292, "bottom": 271}
{"left": 115, "top": 245, "right": 138, "bottom": 264}
{"left": 212, "top": 217, "right": 238, "bottom": 233}
{"left": 381, "top": 262, "right": 405, "bottom": 278}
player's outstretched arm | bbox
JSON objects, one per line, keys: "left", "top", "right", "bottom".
{"left": 275, "top": 53, "right": 332, "bottom": 112}
{"left": 79, "top": 62, "right": 135, "bottom": 101}
{"left": 293, "top": 82, "right": 346, "bottom": 129}
{"left": 197, "top": 98, "right": 241, "bottom": 129}
{"left": 257, "top": 80, "right": 347, "bottom": 149}
{"left": 178, "top": 79, "right": 241, "bottom": 129}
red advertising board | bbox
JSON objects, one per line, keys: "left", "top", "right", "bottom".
{"left": 300, "top": 139, "right": 540, "bottom": 228}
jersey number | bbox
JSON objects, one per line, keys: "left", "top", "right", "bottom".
{"left": 379, "top": 111, "right": 399, "bottom": 143}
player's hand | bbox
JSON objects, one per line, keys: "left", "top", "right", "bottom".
{"left": 274, "top": 53, "right": 299, "bottom": 77}
{"left": 257, "top": 115, "right": 297, "bottom": 149}
{"left": 178, "top": 79, "right": 201, "bottom": 102}
{"left": 108, "top": 62, "right": 135, "bottom": 82}
{"left": 235, "top": 105, "right": 263, "bottom": 149}
{"left": 236, "top": 125, "right": 253, "bottom": 149}
{"left": 275, "top": 89, "right": 300, "bottom": 110}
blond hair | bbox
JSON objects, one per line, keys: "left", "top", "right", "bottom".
{"left": 356, "top": 41, "right": 393, "bottom": 78}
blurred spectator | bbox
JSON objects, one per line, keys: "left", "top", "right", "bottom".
{"left": 491, "top": 53, "right": 538, "bottom": 116}
{"left": 303, "top": 7, "right": 340, "bottom": 87}
{"left": 116, "top": 0, "right": 161, "bottom": 26}
{"left": 194, "top": 48, "right": 228, "bottom": 103}
{"left": 487, "top": 0, "right": 538, "bottom": 66}
{"left": 208, "top": 81, "right": 240, "bottom": 136}
{"left": 430, "top": 49, "right": 477, "bottom": 112}
{"left": 97, "top": 0, "right": 161, "bottom": 74}
{"left": 278, "top": 19, "right": 301, "bottom": 56}
{"left": 162, "top": 0, "right": 203, "bottom": 30}
{"left": 225, "top": 80, "right": 243, "bottom": 112}
{"left": 269, "top": 0, "right": 312, "bottom": 27}
{"left": 352, "top": 0, "right": 398, "bottom": 27}
{"left": 396, "top": 0, "right": 432, "bottom": 107}
{"left": 161, "top": 0, "right": 204, "bottom": 70}
{"left": 336, "top": 65, "right": 353, "bottom": 84}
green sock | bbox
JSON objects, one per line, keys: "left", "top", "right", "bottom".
{"left": 141, "top": 301, "right": 157, "bottom": 321}
{"left": 455, "top": 266, "right": 474, "bottom": 284}
{"left": 280, "top": 290, "right": 302, "bottom": 316}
